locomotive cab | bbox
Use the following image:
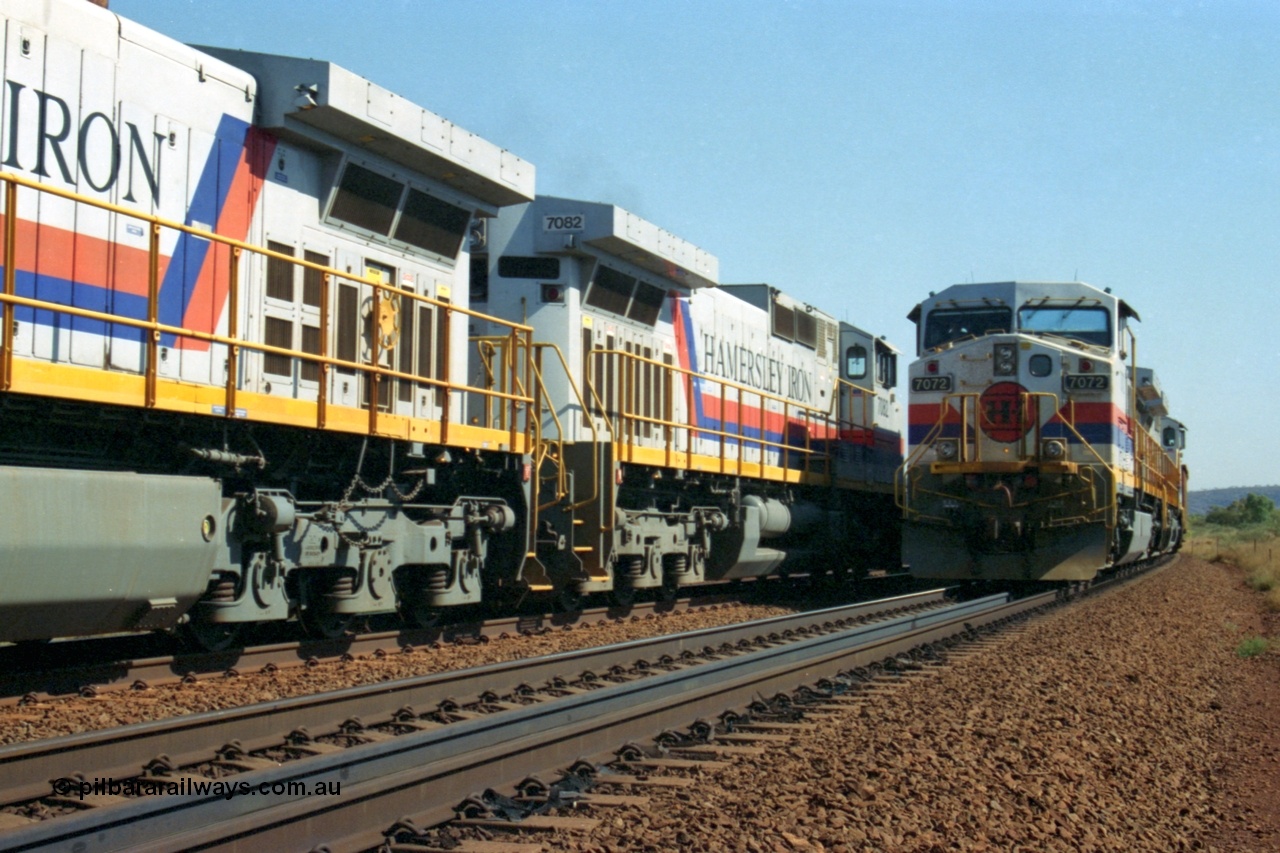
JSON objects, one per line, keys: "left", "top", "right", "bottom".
{"left": 472, "top": 197, "right": 720, "bottom": 603}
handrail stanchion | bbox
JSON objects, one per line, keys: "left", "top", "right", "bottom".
{"left": 1, "top": 179, "right": 16, "bottom": 392}
{"left": 146, "top": 222, "right": 162, "bottom": 409}
{"left": 317, "top": 272, "right": 330, "bottom": 429}
{"left": 224, "top": 245, "right": 242, "bottom": 417}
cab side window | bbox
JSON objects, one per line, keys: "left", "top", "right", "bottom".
{"left": 845, "top": 345, "right": 868, "bottom": 380}
{"left": 876, "top": 349, "right": 897, "bottom": 388}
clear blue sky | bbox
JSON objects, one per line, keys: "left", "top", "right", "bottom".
{"left": 115, "top": 0, "right": 1279, "bottom": 490}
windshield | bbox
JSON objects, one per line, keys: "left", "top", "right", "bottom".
{"left": 1017, "top": 305, "right": 1111, "bottom": 347}
{"left": 923, "top": 307, "right": 1012, "bottom": 350}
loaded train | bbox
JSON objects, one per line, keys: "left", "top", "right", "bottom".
{"left": 0, "top": 0, "right": 1183, "bottom": 649}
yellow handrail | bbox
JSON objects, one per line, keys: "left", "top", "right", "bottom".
{"left": 0, "top": 169, "right": 536, "bottom": 447}
{"left": 900, "top": 391, "right": 1097, "bottom": 511}
{"left": 584, "top": 346, "right": 880, "bottom": 479}
{"left": 532, "top": 342, "right": 606, "bottom": 510}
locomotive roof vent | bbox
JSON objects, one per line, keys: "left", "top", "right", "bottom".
{"left": 197, "top": 48, "right": 535, "bottom": 210}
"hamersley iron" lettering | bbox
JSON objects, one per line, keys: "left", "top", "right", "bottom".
{"left": 699, "top": 332, "right": 813, "bottom": 404}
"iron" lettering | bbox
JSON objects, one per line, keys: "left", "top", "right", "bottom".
{"left": 3, "top": 80, "right": 163, "bottom": 203}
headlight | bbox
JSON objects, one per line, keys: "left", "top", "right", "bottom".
{"left": 1041, "top": 439, "right": 1067, "bottom": 460}
{"left": 994, "top": 343, "right": 1017, "bottom": 376}
{"left": 935, "top": 439, "right": 959, "bottom": 461}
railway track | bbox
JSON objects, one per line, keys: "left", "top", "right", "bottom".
{"left": 0, "top": 574, "right": 920, "bottom": 707}
{"left": 0, "top": 586, "right": 1052, "bottom": 852}
{"left": 0, "top": 597, "right": 713, "bottom": 708}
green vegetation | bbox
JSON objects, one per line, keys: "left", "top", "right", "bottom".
{"left": 1204, "top": 493, "right": 1279, "bottom": 528}
{"left": 1237, "top": 636, "right": 1269, "bottom": 658}
{"left": 1190, "top": 486, "right": 1280, "bottom": 517}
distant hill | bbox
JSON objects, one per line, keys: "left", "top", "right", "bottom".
{"left": 1189, "top": 486, "right": 1280, "bottom": 517}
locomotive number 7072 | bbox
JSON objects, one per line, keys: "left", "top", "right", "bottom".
{"left": 1064, "top": 375, "right": 1109, "bottom": 391}
{"left": 910, "top": 376, "right": 953, "bottom": 392}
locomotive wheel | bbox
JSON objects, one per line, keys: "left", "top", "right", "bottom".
{"left": 656, "top": 573, "right": 679, "bottom": 603}
{"left": 299, "top": 606, "right": 353, "bottom": 640}
{"left": 608, "top": 584, "right": 637, "bottom": 608}
{"left": 181, "top": 620, "right": 243, "bottom": 653}
{"left": 553, "top": 586, "right": 584, "bottom": 613}
{"left": 399, "top": 600, "right": 443, "bottom": 629}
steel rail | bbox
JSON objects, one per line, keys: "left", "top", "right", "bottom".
{"left": 0, "top": 589, "right": 1052, "bottom": 852}
{"left": 0, "top": 593, "right": 742, "bottom": 706}
{"left": 0, "top": 575, "right": 921, "bottom": 707}
{"left": 0, "top": 588, "right": 948, "bottom": 810}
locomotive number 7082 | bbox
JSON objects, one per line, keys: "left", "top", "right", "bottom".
{"left": 543, "top": 215, "right": 585, "bottom": 231}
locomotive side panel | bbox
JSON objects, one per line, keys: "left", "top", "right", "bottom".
{"left": 677, "top": 284, "right": 839, "bottom": 471}
{"left": 1, "top": 4, "right": 257, "bottom": 383}
{"left": 474, "top": 196, "right": 704, "bottom": 451}
{"left": 249, "top": 154, "right": 465, "bottom": 428}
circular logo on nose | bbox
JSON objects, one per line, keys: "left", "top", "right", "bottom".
{"left": 979, "top": 382, "right": 1031, "bottom": 443}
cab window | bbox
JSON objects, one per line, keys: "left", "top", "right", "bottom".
{"left": 845, "top": 345, "right": 868, "bottom": 380}
{"left": 875, "top": 346, "right": 897, "bottom": 387}
{"left": 923, "top": 307, "right": 1012, "bottom": 349}
{"left": 1018, "top": 304, "right": 1111, "bottom": 347}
